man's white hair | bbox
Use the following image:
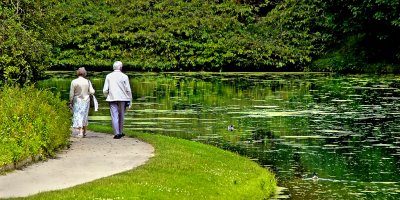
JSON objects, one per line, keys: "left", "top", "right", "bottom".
{"left": 113, "top": 61, "right": 123, "bottom": 70}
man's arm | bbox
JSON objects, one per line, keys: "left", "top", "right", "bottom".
{"left": 125, "top": 76, "right": 133, "bottom": 108}
{"left": 125, "top": 77, "right": 132, "bottom": 99}
{"left": 103, "top": 76, "right": 109, "bottom": 97}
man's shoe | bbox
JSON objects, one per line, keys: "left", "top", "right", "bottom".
{"left": 113, "top": 134, "right": 122, "bottom": 139}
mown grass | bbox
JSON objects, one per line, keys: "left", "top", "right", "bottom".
{"left": 15, "top": 124, "right": 277, "bottom": 200}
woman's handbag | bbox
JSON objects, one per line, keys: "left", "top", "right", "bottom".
{"left": 89, "top": 95, "right": 94, "bottom": 107}
{"left": 88, "top": 80, "right": 98, "bottom": 111}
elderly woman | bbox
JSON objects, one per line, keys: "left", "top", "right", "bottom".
{"left": 69, "top": 67, "right": 95, "bottom": 137}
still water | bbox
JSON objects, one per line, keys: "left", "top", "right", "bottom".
{"left": 39, "top": 72, "right": 400, "bottom": 199}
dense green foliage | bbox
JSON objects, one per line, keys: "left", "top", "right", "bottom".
{"left": 310, "top": 0, "right": 400, "bottom": 72}
{"left": 0, "top": 0, "right": 59, "bottom": 85}
{"left": 45, "top": 0, "right": 332, "bottom": 71}
{"left": 1, "top": 0, "right": 400, "bottom": 80}
{"left": 0, "top": 86, "right": 70, "bottom": 167}
{"left": 25, "top": 124, "right": 276, "bottom": 199}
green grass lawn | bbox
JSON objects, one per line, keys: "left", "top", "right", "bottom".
{"left": 15, "top": 124, "right": 276, "bottom": 200}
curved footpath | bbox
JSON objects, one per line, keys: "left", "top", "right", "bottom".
{"left": 0, "top": 131, "right": 154, "bottom": 199}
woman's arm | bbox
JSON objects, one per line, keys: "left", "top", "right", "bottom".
{"left": 89, "top": 80, "right": 95, "bottom": 94}
{"left": 69, "top": 81, "right": 75, "bottom": 104}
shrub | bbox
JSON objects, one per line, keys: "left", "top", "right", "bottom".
{"left": 0, "top": 86, "right": 71, "bottom": 166}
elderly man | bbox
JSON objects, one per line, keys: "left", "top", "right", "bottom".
{"left": 103, "top": 61, "right": 132, "bottom": 139}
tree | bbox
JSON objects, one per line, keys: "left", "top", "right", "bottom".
{"left": 0, "top": 0, "right": 55, "bottom": 85}
{"left": 324, "top": 0, "right": 400, "bottom": 63}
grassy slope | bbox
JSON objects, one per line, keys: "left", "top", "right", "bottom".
{"left": 15, "top": 124, "right": 276, "bottom": 200}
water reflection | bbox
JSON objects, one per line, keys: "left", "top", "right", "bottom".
{"left": 38, "top": 72, "right": 400, "bottom": 199}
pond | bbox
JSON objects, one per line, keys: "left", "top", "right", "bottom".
{"left": 39, "top": 71, "right": 400, "bottom": 199}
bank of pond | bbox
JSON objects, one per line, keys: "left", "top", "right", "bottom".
{"left": 4, "top": 71, "right": 400, "bottom": 199}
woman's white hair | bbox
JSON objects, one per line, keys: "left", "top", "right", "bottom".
{"left": 113, "top": 61, "right": 123, "bottom": 70}
{"left": 76, "top": 67, "right": 87, "bottom": 77}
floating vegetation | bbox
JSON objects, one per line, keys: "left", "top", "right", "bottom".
{"left": 88, "top": 116, "right": 111, "bottom": 120}
{"left": 229, "top": 111, "right": 307, "bottom": 117}
{"left": 323, "top": 144, "right": 339, "bottom": 147}
{"left": 126, "top": 127, "right": 164, "bottom": 131}
{"left": 129, "top": 122, "right": 158, "bottom": 125}
{"left": 331, "top": 99, "right": 354, "bottom": 102}
{"left": 319, "top": 130, "right": 352, "bottom": 134}
{"left": 281, "top": 136, "right": 335, "bottom": 139}
{"left": 253, "top": 105, "right": 280, "bottom": 109}
{"left": 372, "top": 143, "right": 393, "bottom": 147}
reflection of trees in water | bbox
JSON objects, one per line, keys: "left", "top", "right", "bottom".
{"left": 292, "top": 152, "right": 305, "bottom": 178}
{"left": 252, "top": 128, "right": 274, "bottom": 141}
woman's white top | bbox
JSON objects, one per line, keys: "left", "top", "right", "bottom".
{"left": 69, "top": 76, "right": 95, "bottom": 102}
